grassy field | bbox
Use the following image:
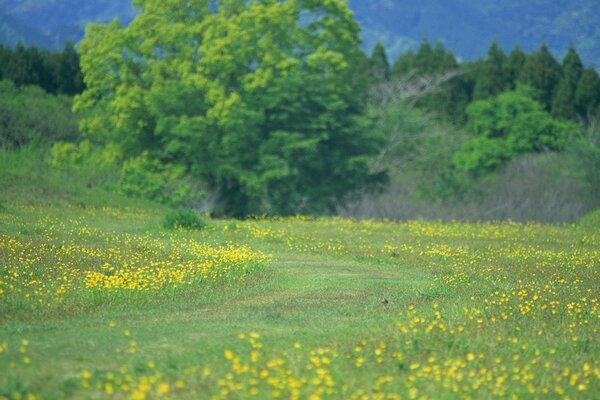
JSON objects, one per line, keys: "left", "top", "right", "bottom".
{"left": 1, "top": 148, "right": 599, "bottom": 399}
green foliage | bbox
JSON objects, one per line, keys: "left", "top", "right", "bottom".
{"left": 117, "top": 152, "right": 194, "bottom": 208}
{"left": 552, "top": 47, "right": 583, "bottom": 119}
{"left": 473, "top": 41, "right": 509, "bottom": 100}
{"left": 50, "top": 140, "right": 120, "bottom": 171}
{"left": 0, "top": 80, "right": 79, "bottom": 148}
{"left": 0, "top": 41, "right": 84, "bottom": 95}
{"left": 505, "top": 46, "right": 527, "bottom": 89}
{"left": 517, "top": 44, "right": 562, "bottom": 111}
{"left": 566, "top": 119, "right": 600, "bottom": 200}
{"left": 161, "top": 208, "right": 206, "bottom": 230}
{"left": 366, "top": 42, "right": 390, "bottom": 84}
{"left": 75, "top": 0, "right": 383, "bottom": 217}
{"left": 575, "top": 67, "right": 600, "bottom": 119}
{"left": 578, "top": 208, "right": 600, "bottom": 230}
{"left": 454, "top": 87, "right": 578, "bottom": 174}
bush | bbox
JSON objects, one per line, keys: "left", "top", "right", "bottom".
{"left": 0, "top": 80, "right": 79, "bottom": 148}
{"left": 161, "top": 209, "right": 206, "bottom": 230}
{"left": 117, "top": 152, "right": 196, "bottom": 208}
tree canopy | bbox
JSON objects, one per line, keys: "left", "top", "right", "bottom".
{"left": 75, "top": 0, "right": 384, "bottom": 216}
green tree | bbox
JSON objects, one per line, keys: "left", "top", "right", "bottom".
{"left": 552, "top": 47, "right": 583, "bottom": 119}
{"left": 518, "top": 44, "right": 562, "bottom": 111}
{"left": 367, "top": 42, "right": 390, "bottom": 84}
{"left": 575, "top": 67, "right": 600, "bottom": 119}
{"left": 454, "top": 87, "right": 577, "bottom": 174}
{"left": 505, "top": 46, "right": 527, "bottom": 89}
{"left": 413, "top": 38, "right": 433, "bottom": 74}
{"left": 76, "top": 0, "right": 384, "bottom": 216}
{"left": 4, "top": 42, "right": 40, "bottom": 86}
{"left": 52, "top": 42, "right": 86, "bottom": 96}
{"left": 391, "top": 49, "right": 414, "bottom": 76}
{"left": 473, "top": 41, "right": 509, "bottom": 100}
{"left": 0, "top": 44, "right": 11, "bottom": 80}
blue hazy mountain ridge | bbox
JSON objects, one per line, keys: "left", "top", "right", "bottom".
{"left": 0, "top": 0, "right": 598, "bottom": 68}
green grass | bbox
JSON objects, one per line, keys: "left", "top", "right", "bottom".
{"left": 0, "top": 147, "right": 599, "bottom": 399}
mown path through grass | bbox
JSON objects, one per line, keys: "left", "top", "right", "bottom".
{"left": 1, "top": 237, "right": 434, "bottom": 397}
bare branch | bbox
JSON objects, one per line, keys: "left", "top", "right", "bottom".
{"left": 368, "top": 70, "right": 461, "bottom": 108}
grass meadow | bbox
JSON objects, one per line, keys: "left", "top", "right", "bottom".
{"left": 0, "top": 147, "right": 599, "bottom": 399}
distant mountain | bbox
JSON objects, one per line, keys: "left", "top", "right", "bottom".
{"left": 0, "top": 0, "right": 135, "bottom": 48}
{"left": 350, "top": 0, "right": 600, "bottom": 68}
{"left": 0, "top": 0, "right": 598, "bottom": 68}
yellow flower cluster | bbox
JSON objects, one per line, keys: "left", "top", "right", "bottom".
{"left": 0, "top": 215, "right": 270, "bottom": 309}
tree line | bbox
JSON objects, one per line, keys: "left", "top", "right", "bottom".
{"left": 0, "top": 41, "right": 85, "bottom": 96}
{"left": 2, "top": 0, "right": 600, "bottom": 219}
{"left": 367, "top": 39, "right": 600, "bottom": 125}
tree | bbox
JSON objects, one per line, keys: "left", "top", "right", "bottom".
{"left": 473, "top": 41, "right": 509, "bottom": 100}
{"left": 0, "top": 44, "right": 11, "bottom": 80}
{"left": 575, "top": 67, "right": 600, "bottom": 119}
{"left": 391, "top": 49, "right": 414, "bottom": 77}
{"left": 505, "top": 46, "right": 526, "bottom": 89}
{"left": 367, "top": 42, "right": 390, "bottom": 84}
{"left": 4, "top": 42, "right": 40, "bottom": 86}
{"left": 413, "top": 38, "right": 433, "bottom": 74}
{"left": 76, "top": 0, "right": 384, "bottom": 216}
{"left": 518, "top": 44, "right": 562, "bottom": 111}
{"left": 552, "top": 47, "right": 583, "bottom": 119}
{"left": 454, "top": 87, "right": 577, "bottom": 174}
{"left": 52, "top": 42, "right": 85, "bottom": 96}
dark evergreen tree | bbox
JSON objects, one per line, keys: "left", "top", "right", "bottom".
{"left": 0, "top": 44, "right": 11, "bottom": 80}
{"left": 414, "top": 38, "right": 433, "bottom": 74}
{"left": 4, "top": 42, "right": 40, "bottom": 86}
{"left": 518, "top": 44, "right": 562, "bottom": 111}
{"left": 552, "top": 47, "right": 583, "bottom": 119}
{"left": 575, "top": 67, "right": 600, "bottom": 118}
{"left": 53, "top": 42, "right": 85, "bottom": 95}
{"left": 38, "top": 48, "right": 58, "bottom": 94}
{"left": 429, "top": 41, "right": 448, "bottom": 73}
{"left": 473, "top": 41, "right": 509, "bottom": 100}
{"left": 367, "top": 43, "right": 390, "bottom": 84}
{"left": 505, "top": 46, "right": 527, "bottom": 89}
{"left": 391, "top": 49, "right": 415, "bottom": 77}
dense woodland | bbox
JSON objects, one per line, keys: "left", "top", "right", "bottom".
{"left": 1, "top": 0, "right": 599, "bottom": 221}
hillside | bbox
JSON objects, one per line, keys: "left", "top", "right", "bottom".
{"left": 0, "top": 0, "right": 598, "bottom": 67}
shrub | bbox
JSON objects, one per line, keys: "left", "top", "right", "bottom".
{"left": 117, "top": 152, "right": 195, "bottom": 208}
{"left": 0, "top": 80, "right": 79, "bottom": 148}
{"left": 162, "top": 209, "right": 206, "bottom": 230}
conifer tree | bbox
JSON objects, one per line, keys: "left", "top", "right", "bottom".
{"left": 552, "top": 47, "right": 583, "bottom": 119}
{"left": 391, "top": 49, "right": 415, "bottom": 77}
{"left": 0, "top": 44, "right": 10, "bottom": 80}
{"left": 518, "top": 44, "right": 561, "bottom": 111}
{"left": 367, "top": 43, "right": 390, "bottom": 84}
{"left": 414, "top": 38, "right": 433, "bottom": 74}
{"left": 575, "top": 67, "right": 600, "bottom": 118}
{"left": 473, "top": 41, "right": 509, "bottom": 100}
{"left": 505, "top": 46, "right": 526, "bottom": 89}
{"left": 53, "top": 42, "right": 85, "bottom": 95}
{"left": 4, "top": 42, "right": 39, "bottom": 86}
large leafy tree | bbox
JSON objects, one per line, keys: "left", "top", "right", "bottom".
{"left": 76, "top": 0, "right": 384, "bottom": 216}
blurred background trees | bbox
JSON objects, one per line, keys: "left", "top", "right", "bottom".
{"left": 1, "top": 0, "right": 600, "bottom": 221}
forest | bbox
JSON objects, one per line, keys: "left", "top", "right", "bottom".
{"left": 1, "top": 0, "right": 599, "bottom": 221}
